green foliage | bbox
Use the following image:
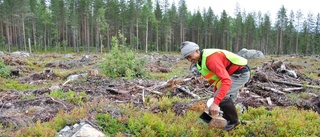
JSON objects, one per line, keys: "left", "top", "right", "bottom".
{"left": 16, "top": 120, "right": 56, "bottom": 137}
{"left": 16, "top": 108, "right": 87, "bottom": 136}
{"left": 299, "top": 92, "right": 313, "bottom": 99}
{"left": 53, "top": 108, "right": 87, "bottom": 130}
{"left": 53, "top": 111, "right": 67, "bottom": 130}
{"left": 241, "top": 106, "right": 269, "bottom": 119}
{"left": 0, "top": 61, "right": 11, "bottom": 78}
{"left": 158, "top": 96, "right": 179, "bottom": 111}
{"left": 19, "top": 94, "right": 36, "bottom": 100}
{"left": 142, "top": 113, "right": 166, "bottom": 136}
{"left": 127, "top": 116, "right": 144, "bottom": 136}
{"left": 99, "top": 33, "right": 148, "bottom": 79}
{"left": 95, "top": 113, "right": 128, "bottom": 135}
{"left": 15, "top": 98, "right": 318, "bottom": 137}
{"left": 0, "top": 80, "right": 37, "bottom": 91}
{"left": 48, "top": 89, "right": 88, "bottom": 106}
{"left": 235, "top": 106, "right": 320, "bottom": 136}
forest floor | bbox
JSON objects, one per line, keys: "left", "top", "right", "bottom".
{"left": 0, "top": 52, "right": 320, "bottom": 134}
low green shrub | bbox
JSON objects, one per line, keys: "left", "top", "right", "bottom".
{"left": 0, "top": 61, "right": 11, "bottom": 78}
{"left": 95, "top": 113, "right": 128, "bottom": 135}
{"left": 0, "top": 80, "right": 37, "bottom": 91}
{"left": 53, "top": 108, "right": 87, "bottom": 130}
{"left": 99, "top": 33, "right": 148, "bottom": 79}
{"left": 16, "top": 120, "right": 56, "bottom": 137}
{"left": 47, "top": 89, "right": 88, "bottom": 106}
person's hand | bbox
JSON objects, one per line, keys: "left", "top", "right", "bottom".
{"left": 209, "top": 103, "right": 219, "bottom": 116}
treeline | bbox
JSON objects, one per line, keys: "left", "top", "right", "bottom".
{"left": 0, "top": 0, "right": 319, "bottom": 55}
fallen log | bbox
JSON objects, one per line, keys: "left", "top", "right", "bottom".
{"left": 176, "top": 85, "right": 200, "bottom": 100}
{"left": 272, "top": 80, "right": 320, "bottom": 89}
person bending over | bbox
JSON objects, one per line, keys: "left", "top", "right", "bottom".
{"left": 180, "top": 41, "right": 250, "bottom": 131}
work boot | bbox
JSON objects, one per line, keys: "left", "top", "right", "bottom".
{"left": 219, "top": 98, "right": 240, "bottom": 131}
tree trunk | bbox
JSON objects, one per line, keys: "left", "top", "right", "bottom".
{"left": 136, "top": 17, "right": 139, "bottom": 50}
{"left": 164, "top": 27, "right": 168, "bottom": 52}
{"left": 32, "top": 18, "right": 36, "bottom": 51}
{"left": 14, "top": 24, "right": 18, "bottom": 49}
{"left": 208, "top": 31, "right": 211, "bottom": 49}
{"left": 0, "top": 21, "right": 3, "bottom": 49}
{"left": 130, "top": 20, "right": 134, "bottom": 49}
{"left": 95, "top": 23, "right": 99, "bottom": 53}
{"left": 204, "top": 30, "right": 207, "bottom": 48}
{"left": 197, "top": 28, "right": 200, "bottom": 46}
{"left": 305, "top": 34, "right": 309, "bottom": 55}
{"left": 87, "top": 17, "right": 90, "bottom": 54}
{"left": 72, "top": 28, "right": 76, "bottom": 52}
{"left": 5, "top": 18, "right": 11, "bottom": 52}
{"left": 156, "top": 26, "right": 159, "bottom": 52}
{"left": 180, "top": 20, "right": 183, "bottom": 43}
{"left": 121, "top": 21, "right": 125, "bottom": 46}
{"left": 145, "top": 17, "right": 148, "bottom": 53}
{"left": 235, "top": 33, "right": 239, "bottom": 52}
{"left": 44, "top": 25, "right": 47, "bottom": 52}
{"left": 265, "top": 29, "right": 269, "bottom": 55}
{"left": 172, "top": 26, "right": 174, "bottom": 51}
{"left": 295, "top": 32, "right": 299, "bottom": 54}
{"left": 77, "top": 27, "right": 80, "bottom": 52}
{"left": 279, "top": 28, "right": 283, "bottom": 55}
{"left": 107, "top": 28, "right": 110, "bottom": 51}
{"left": 84, "top": 16, "right": 88, "bottom": 53}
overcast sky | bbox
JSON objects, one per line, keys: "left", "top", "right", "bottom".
{"left": 169, "top": 0, "right": 319, "bottom": 21}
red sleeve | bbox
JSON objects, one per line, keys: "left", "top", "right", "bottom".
{"left": 206, "top": 52, "right": 232, "bottom": 105}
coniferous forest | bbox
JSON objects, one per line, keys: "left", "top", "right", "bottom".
{"left": 0, "top": 0, "right": 319, "bottom": 55}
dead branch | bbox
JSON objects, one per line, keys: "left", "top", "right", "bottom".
{"left": 150, "top": 81, "right": 170, "bottom": 90}
{"left": 176, "top": 85, "right": 200, "bottom": 100}
{"left": 266, "top": 97, "right": 273, "bottom": 105}
{"left": 62, "top": 79, "right": 71, "bottom": 86}
{"left": 281, "top": 87, "right": 304, "bottom": 92}
{"left": 272, "top": 80, "right": 320, "bottom": 89}
{"left": 105, "top": 87, "right": 130, "bottom": 94}
{"left": 142, "top": 89, "right": 145, "bottom": 103}
{"left": 258, "top": 85, "right": 285, "bottom": 95}
{"left": 135, "top": 85, "right": 164, "bottom": 96}
{"left": 150, "top": 77, "right": 193, "bottom": 90}
{"left": 49, "top": 97, "right": 68, "bottom": 109}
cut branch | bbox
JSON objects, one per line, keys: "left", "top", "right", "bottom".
{"left": 282, "top": 87, "right": 304, "bottom": 92}
{"left": 135, "top": 85, "right": 164, "bottom": 96}
{"left": 176, "top": 85, "right": 200, "bottom": 100}
{"left": 258, "top": 85, "right": 285, "bottom": 95}
{"left": 150, "top": 77, "right": 193, "bottom": 90}
{"left": 49, "top": 97, "right": 68, "bottom": 109}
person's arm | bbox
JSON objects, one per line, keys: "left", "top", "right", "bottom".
{"left": 206, "top": 53, "right": 232, "bottom": 105}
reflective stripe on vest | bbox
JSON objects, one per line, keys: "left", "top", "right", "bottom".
{"left": 196, "top": 49, "right": 247, "bottom": 89}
